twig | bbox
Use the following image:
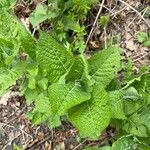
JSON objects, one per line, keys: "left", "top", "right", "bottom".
{"left": 111, "top": 7, "right": 127, "bottom": 19}
{"left": 100, "top": 4, "right": 116, "bottom": 17}
{"left": 117, "top": 0, "right": 150, "bottom": 28}
{"left": 131, "top": 52, "right": 147, "bottom": 59}
{"left": 138, "top": 7, "right": 149, "bottom": 24}
{"left": 72, "top": 140, "right": 86, "bottom": 150}
{"left": 25, "top": 134, "right": 52, "bottom": 149}
{"left": 84, "top": 0, "right": 105, "bottom": 51}
{"left": 0, "top": 122, "right": 33, "bottom": 138}
{"left": 2, "top": 133, "right": 21, "bottom": 150}
{"left": 32, "top": 28, "right": 36, "bottom": 37}
{"left": 127, "top": 8, "right": 146, "bottom": 28}
{"left": 7, "top": 105, "right": 28, "bottom": 124}
{"left": 104, "top": 27, "right": 107, "bottom": 49}
{"left": 133, "top": 53, "right": 148, "bottom": 62}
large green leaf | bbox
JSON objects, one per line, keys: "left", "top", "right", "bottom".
{"left": 0, "top": 68, "right": 22, "bottom": 95}
{"left": 123, "top": 100, "right": 143, "bottom": 116}
{"left": 122, "top": 87, "right": 145, "bottom": 115}
{"left": 19, "top": 29, "right": 36, "bottom": 59}
{"left": 122, "top": 113, "right": 148, "bottom": 137}
{"left": 68, "top": 85, "right": 110, "bottom": 139}
{"left": 88, "top": 46, "right": 121, "bottom": 87}
{"left": 48, "top": 82, "right": 91, "bottom": 115}
{"left": 0, "top": 11, "right": 18, "bottom": 38}
{"left": 83, "top": 146, "right": 100, "bottom": 150}
{"left": 34, "top": 93, "right": 51, "bottom": 113}
{"left": 65, "top": 54, "right": 92, "bottom": 92}
{"left": 65, "top": 56, "right": 85, "bottom": 82}
{"left": 100, "top": 135, "right": 150, "bottom": 150}
{"left": 123, "top": 87, "right": 140, "bottom": 101}
{"left": 111, "top": 135, "right": 149, "bottom": 150}
{"left": 0, "top": 11, "right": 36, "bottom": 59}
{"left": 0, "top": 37, "right": 20, "bottom": 67}
{"left": 0, "top": 0, "right": 16, "bottom": 10}
{"left": 109, "top": 91, "right": 126, "bottom": 119}
{"left": 132, "top": 74, "right": 150, "bottom": 94}
{"left": 138, "top": 107, "right": 150, "bottom": 130}
{"left": 29, "top": 3, "right": 48, "bottom": 28}
{"left": 99, "top": 147, "right": 111, "bottom": 150}
{"left": 37, "top": 32, "right": 74, "bottom": 83}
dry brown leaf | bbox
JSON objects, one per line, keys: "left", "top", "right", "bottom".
{"left": 125, "top": 39, "right": 138, "bottom": 51}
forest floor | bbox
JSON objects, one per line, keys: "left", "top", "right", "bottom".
{"left": 0, "top": 0, "right": 150, "bottom": 149}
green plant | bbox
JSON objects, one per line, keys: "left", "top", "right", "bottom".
{"left": 144, "top": 6, "right": 150, "bottom": 18}
{"left": 99, "top": 15, "right": 109, "bottom": 28}
{"left": 29, "top": 0, "right": 98, "bottom": 53}
{"left": 86, "top": 135, "right": 150, "bottom": 150}
{"left": 13, "top": 144, "right": 23, "bottom": 150}
{"left": 136, "top": 32, "right": 150, "bottom": 47}
{"left": 0, "top": 0, "right": 150, "bottom": 148}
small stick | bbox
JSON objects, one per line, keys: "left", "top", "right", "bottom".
{"left": 0, "top": 122, "right": 33, "bottom": 138}
{"left": 84, "top": 0, "right": 105, "bottom": 51}
{"left": 2, "top": 133, "right": 21, "bottom": 150}
{"left": 133, "top": 53, "right": 147, "bottom": 62}
{"left": 72, "top": 140, "right": 86, "bottom": 150}
{"left": 127, "top": 8, "right": 146, "bottom": 28}
{"left": 117, "top": 0, "right": 150, "bottom": 28}
{"left": 138, "top": 7, "right": 149, "bottom": 24}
